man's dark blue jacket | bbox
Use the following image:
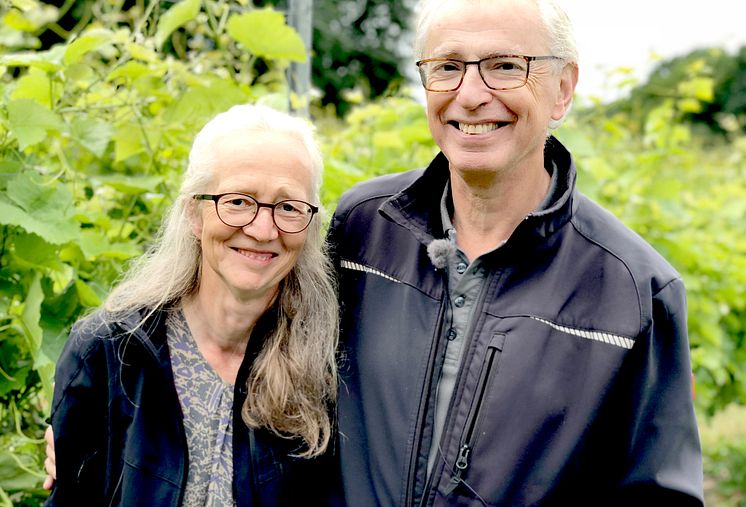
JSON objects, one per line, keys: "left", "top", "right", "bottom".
{"left": 328, "top": 137, "right": 703, "bottom": 506}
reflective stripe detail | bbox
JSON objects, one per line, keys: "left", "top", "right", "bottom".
{"left": 531, "top": 317, "right": 634, "bottom": 350}
{"left": 340, "top": 259, "right": 401, "bottom": 283}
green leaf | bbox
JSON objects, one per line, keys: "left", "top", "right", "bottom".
{"left": 0, "top": 449, "right": 42, "bottom": 492}
{"left": 0, "top": 46, "right": 65, "bottom": 72}
{"left": 227, "top": 9, "right": 306, "bottom": 62}
{"left": 0, "top": 173, "right": 79, "bottom": 244}
{"left": 78, "top": 230, "right": 141, "bottom": 260}
{"left": 0, "top": 201, "right": 77, "bottom": 245}
{"left": 7, "top": 99, "right": 65, "bottom": 150}
{"left": 71, "top": 118, "right": 114, "bottom": 157}
{"left": 106, "top": 61, "right": 153, "bottom": 81}
{"left": 64, "top": 28, "right": 115, "bottom": 65}
{"left": 9, "top": 68, "right": 52, "bottom": 107}
{"left": 92, "top": 174, "right": 163, "bottom": 194}
{"left": 163, "top": 76, "right": 249, "bottom": 126}
{"left": 21, "top": 273, "right": 44, "bottom": 357}
{"left": 10, "top": 232, "right": 61, "bottom": 271}
{"left": 0, "top": 160, "right": 23, "bottom": 184}
{"left": 125, "top": 41, "right": 159, "bottom": 63}
{"left": 0, "top": 341, "right": 31, "bottom": 398}
{"left": 75, "top": 280, "right": 101, "bottom": 307}
{"left": 155, "top": 0, "right": 202, "bottom": 49}
{"left": 678, "top": 98, "right": 702, "bottom": 114}
{"left": 2, "top": 9, "right": 36, "bottom": 32}
{"left": 113, "top": 124, "right": 146, "bottom": 162}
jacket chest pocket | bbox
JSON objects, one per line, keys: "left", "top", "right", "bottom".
{"left": 445, "top": 333, "right": 506, "bottom": 495}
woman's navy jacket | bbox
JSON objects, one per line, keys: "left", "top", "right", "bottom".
{"left": 46, "top": 306, "right": 332, "bottom": 506}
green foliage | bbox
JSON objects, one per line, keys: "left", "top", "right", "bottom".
{"left": 559, "top": 86, "right": 746, "bottom": 416}
{"left": 319, "top": 96, "right": 437, "bottom": 206}
{"left": 255, "top": 0, "right": 414, "bottom": 116}
{"left": 609, "top": 46, "right": 746, "bottom": 135}
{"left": 0, "top": 0, "right": 304, "bottom": 502}
{"left": 701, "top": 404, "right": 746, "bottom": 506}
{"left": 309, "top": 0, "right": 413, "bottom": 116}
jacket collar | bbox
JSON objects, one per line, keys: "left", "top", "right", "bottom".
{"left": 380, "top": 135, "right": 577, "bottom": 247}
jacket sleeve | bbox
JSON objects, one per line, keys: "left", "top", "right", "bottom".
{"left": 45, "top": 327, "right": 109, "bottom": 506}
{"left": 614, "top": 277, "right": 703, "bottom": 505}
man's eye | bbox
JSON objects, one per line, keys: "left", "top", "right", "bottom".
{"left": 486, "top": 59, "right": 525, "bottom": 73}
{"left": 433, "top": 61, "right": 462, "bottom": 73}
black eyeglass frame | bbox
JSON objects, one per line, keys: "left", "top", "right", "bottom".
{"left": 415, "top": 54, "right": 563, "bottom": 92}
{"left": 193, "top": 193, "right": 319, "bottom": 234}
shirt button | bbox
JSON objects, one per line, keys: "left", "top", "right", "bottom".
{"left": 454, "top": 296, "right": 466, "bottom": 307}
{"left": 447, "top": 329, "right": 457, "bottom": 340}
{"left": 456, "top": 262, "right": 467, "bottom": 274}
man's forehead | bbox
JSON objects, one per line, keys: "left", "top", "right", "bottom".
{"left": 425, "top": 4, "right": 547, "bottom": 57}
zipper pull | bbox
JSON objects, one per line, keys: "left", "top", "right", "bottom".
{"left": 455, "top": 444, "right": 471, "bottom": 471}
{"left": 445, "top": 445, "right": 471, "bottom": 495}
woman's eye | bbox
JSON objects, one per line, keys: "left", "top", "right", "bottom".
{"left": 279, "top": 202, "right": 302, "bottom": 214}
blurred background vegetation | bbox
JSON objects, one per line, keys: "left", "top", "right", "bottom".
{"left": 0, "top": 1, "right": 744, "bottom": 505}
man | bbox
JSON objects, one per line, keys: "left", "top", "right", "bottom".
{"left": 327, "top": 0, "right": 703, "bottom": 505}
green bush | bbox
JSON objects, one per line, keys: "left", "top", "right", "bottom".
{"left": 0, "top": 1, "right": 304, "bottom": 502}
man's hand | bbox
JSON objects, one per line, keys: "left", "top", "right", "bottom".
{"left": 42, "top": 426, "right": 56, "bottom": 490}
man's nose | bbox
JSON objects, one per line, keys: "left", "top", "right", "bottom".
{"left": 456, "top": 64, "right": 492, "bottom": 107}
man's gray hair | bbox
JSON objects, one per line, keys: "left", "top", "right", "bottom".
{"left": 414, "top": 0, "right": 578, "bottom": 64}
{"left": 413, "top": 0, "right": 579, "bottom": 130}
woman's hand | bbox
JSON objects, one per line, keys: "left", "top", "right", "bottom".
{"left": 42, "top": 425, "right": 56, "bottom": 490}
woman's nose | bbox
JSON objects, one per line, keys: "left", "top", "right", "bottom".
{"left": 243, "top": 208, "right": 279, "bottom": 241}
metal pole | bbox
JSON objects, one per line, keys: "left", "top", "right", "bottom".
{"left": 288, "top": 0, "right": 312, "bottom": 118}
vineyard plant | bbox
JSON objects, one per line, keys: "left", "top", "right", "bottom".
{"left": 1, "top": 1, "right": 745, "bottom": 506}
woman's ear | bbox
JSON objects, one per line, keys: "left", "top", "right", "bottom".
{"left": 188, "top": 200, "right": 203, "bottom": 239}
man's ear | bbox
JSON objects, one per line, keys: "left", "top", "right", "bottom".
{"left": 551, "top": 62, "right": 579, "bottom": 122}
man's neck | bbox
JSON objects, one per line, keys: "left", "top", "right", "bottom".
{"left": 449, "top": 162, "right": 551, "bottom": 261}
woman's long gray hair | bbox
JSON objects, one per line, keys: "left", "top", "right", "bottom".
{"left": 104, "top": 104, "right": 338, "bottom": 457}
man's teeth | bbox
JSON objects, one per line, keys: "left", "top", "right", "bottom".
{"left": 458, "top": 122, "right": 502, "bottom": 134}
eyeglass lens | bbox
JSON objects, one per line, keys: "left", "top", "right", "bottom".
{"left": 216, "top": 193, "right": 313, "bottom": 233}
{"left": 420, "top": 56, "right": 530, "bottom": 91}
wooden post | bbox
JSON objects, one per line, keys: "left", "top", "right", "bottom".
{"left": 288, "top": 0, "right": 312, "bottom": 118}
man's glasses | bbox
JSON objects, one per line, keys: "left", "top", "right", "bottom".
{"left": 193, "top": 193, "right": 319, "bottom": 234}
{"left": 415, "top": 54, "right": 563, "bottom": 92}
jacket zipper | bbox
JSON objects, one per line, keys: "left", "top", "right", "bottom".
{"left": 444, "top": 337, "right": 501, "bottom": 496}
{"left": 420, "top": 274, "right": 498, "bottom": 506}
{"left": 404, "top": 293, "right": 450, "bottom": 506}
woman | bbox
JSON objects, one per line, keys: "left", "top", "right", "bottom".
{"left": 45, "top": 104, "right": 339, "bottom": 506}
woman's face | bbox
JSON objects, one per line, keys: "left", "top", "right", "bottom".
{"left": 192, "top": 130, "right": 314, "bottom": 303}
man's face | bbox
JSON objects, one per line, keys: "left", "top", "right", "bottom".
{"left": 423, "top": 0, "right": 575, "bottom": 180}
